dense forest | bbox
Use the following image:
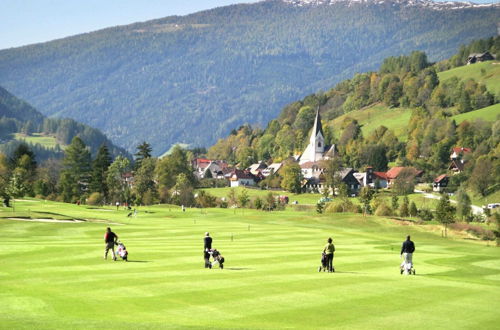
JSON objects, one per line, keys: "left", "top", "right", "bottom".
{"left": 0, "top": 86, "right": 130, "bottom": 161}
{"left": 0, "top": 0, "right": 498, "bottom": 155}
{"left": 207, "top": 36, "right": 500, "bottom": 197}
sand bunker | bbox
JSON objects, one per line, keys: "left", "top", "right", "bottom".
{"left": 6, "top": 218, "right": 84, "bottom": 223}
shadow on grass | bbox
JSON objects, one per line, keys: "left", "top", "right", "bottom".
{"left": 126, "top": 260, "right": 151, "bottom": 263}
{"left": 225, "top": 267, "right": 252, "bottom": 271}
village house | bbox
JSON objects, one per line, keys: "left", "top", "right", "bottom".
{"left": 353, "top": 166, "right": 374, "bottom": 187}
{"left": 247, "top": 161, "right": 267, "bottom": 175}
{"left": 467, "top": 52, "right": 494, "bottom": 65}
{"left": 449, "top": 147, "right": 472, "bottom": 174}
{"left": 372, "top": 171, "right": 389, "bottom": 188}
{"left": 261, "top": 163, "right": 283, "bottom": 177}
{"left": 228, "top": 169, "right": 256, "bottom": 187}
{"left": 192, "top": 158, "right": 229, "bottom": 179}
{"left": 433, "top": 174, "right": 449, "bottom": 192}
{"left": 385, "top": 167, "right": 423, "bottom": 187}
{"left": 303, "top": 167, "right": 361, "bottom": 194}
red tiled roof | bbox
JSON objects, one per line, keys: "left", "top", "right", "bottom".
{"left": 386, "top": 167, "right": 422, "bottom": 179}
{"left": 452, "top": 147, "right": 472, "bottom": 154}
{"left": 373, "top": 171, "right": 388, "bottom": 180}
{"left": 434, "top": 174, "right": 448, "bottom": 183}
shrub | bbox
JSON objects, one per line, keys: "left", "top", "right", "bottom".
{"left": 375, "top": 203, "right": 393, "bottom": 216}
{"left": 450, "top": 223, "right": 495, "bottom": 240}
{"left": 217, "top": 199, "right": 228, "bottom": 208}
{"left": 324, "top": 200, "right": 360, "bottom": 213}
{"left": 87, "top": 192, "right": 103, "bottom": 206}
{"left": 418, "top": 208, "right": 434, "bottom": 221}
{"left": 253, "top": 197, "right": 263, "bottom": 210}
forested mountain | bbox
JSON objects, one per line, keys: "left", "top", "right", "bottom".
{"left": 0, "top": 86, "right": 130, "bottom": 161}
{"left": 0, "top": 0, "right": 498, "bottom": 155}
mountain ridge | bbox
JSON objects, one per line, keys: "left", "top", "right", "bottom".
{"left": 0, "top": 0, "right": 498, "bottom": 155}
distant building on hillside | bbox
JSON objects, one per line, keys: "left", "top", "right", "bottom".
{"left": 449, "top": 147, "right": 472, "bottom": 174}
{"left": 228, "top": 169, "right": 256, "bottom": 187}
{"left": 467, "top": 52, "right": 494, "bottom": 65}
{"left": 433, "top": 174, "right": 449, "bottom": 192}
{"left": 298, "top": 108, "right": 336, "bottom": 164}
{"left": 385, "top": 167, "right": 423, "bottom": 187}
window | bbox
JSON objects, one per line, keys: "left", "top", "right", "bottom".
{"left": 318, "top": 142, "right": 322, "bottom": 147}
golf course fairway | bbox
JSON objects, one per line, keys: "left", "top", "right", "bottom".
{"left": 1, "top": 200, "right": 499, "bottom": 329}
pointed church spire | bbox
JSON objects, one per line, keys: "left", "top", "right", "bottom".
{"left": 311, "top": 106, "right": 323, "bottom": 139}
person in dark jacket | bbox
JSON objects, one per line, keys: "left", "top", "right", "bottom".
{"left": 400, "top": 235, "right": 415, "bottom": 274}
{"left": 322, "top": 237, "right": 335, "bottom": 272}
{"left": 204, "top": 232, "right": 213, "bottom": 268}
{"left": 104, "top": 227, "right": 118, "bottom": 261}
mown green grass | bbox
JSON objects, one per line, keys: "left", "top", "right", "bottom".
{"left": 452, "top": 103, "right": 500, "bottom": 124}
{"left": 200, "top": 187, "right": 323, "bottom": 205}
{"left": 438, "top": 61, "right": 500, "bottom": 95}
{"left": 14, "top": 133, "right": 61, "bottom": 149}
{"left": 332, "top": 104, "right": 412, "bottom": 140}
{"left": 0, "top": 199, "right": 499, "bottom": 329}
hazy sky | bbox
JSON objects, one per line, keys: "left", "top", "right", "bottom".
{"left": 1, "top": 0, "right": 497, "bottom": 50}
{"left": 0, "top": 0, "right": 259, "bottom": 50}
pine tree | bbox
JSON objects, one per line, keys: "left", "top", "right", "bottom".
{"left": 59, "top": 137, "right": 91, "bottom": 202}
{"left": 435, "top": 194, "right": 455, "bottom": 238}
{"left": 90, "top": 145, "right": 111, "bottom": 198}
{"left": 134, "top": 141, "right": 152, "bottom": 170}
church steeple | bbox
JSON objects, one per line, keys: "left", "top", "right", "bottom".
{"left": 299, "top": 107, "right": 325, "bottom": 164}
{"left": 311, "top": 107, "right": 323, "bottom": 139}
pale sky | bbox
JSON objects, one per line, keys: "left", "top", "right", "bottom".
{"left": 0, "top": 0, "right": 497, "bottom": 50}
{"left": 0, "top": 0, "right": 260, "bottom": 50}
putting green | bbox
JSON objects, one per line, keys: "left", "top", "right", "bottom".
{"left": 0, "top": 200, "right": 499, "bottom": 329}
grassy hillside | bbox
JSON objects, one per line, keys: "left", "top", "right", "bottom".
{"left": 438, "top": 61, "right": 500, "bottom": 95}
{"left": 0, "top": 199, "right": 499, "bottom": 329}
{"left": 332, "top": 104, "right": 412, "bottom": 140}
{"left": 452, "top": 103, "right": 500, "bottom": 124}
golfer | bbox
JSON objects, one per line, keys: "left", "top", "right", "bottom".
{"left": 323, "top": 237, "right": 335, "bottom": 272}
{"left": 400, "top": 235, "right": 415, "bottom": 274}
{"left": 204, "top": 232, "right": 213, "bottom": 268}
{"left": 104, "top": 227, "right": 118, "bottom": 261}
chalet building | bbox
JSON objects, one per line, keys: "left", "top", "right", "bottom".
{"left": 247, "top": 161, "right": 267, "bottom": 175}
{"left": 433, "top": 174, "right": 449, "bottom": 192}
{"left": 450, "top": 147, "right": 472, "bottom": 160}
{"left": 385, "top": 167, "right": 423, "bottom": 187}
{"left": 298, "top": 108, "right": 337, "bottom": 165}
{"left": 353, "top": 166, "right": 374, "bottom": 187}
{"left": 467, "top": 52, "right": 494, "bottom": 65}
{"left": 261, "top": 163, "right": 283, "bottom": 177}
{"left": 449, "top": 147, "right": 472, "bottom": 174}
{"left": 303, "top": 167, "right": 360, "bottom": 194}
{"left": 122, "top": 172, "right": 135, "bottom": 188}
{"left": 229, "top": 169, "right": 256, "bottom": 187}
{"left": 192, "top": 158, "right": 229, "bottom": 179}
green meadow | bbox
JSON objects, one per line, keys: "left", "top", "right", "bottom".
{"left": 438, "top": 61, "right": 500, "bottom": 95}
{"left": 14, "top": 133, "right": 61, "bottom": 149}
{"left": 452, "top": 103, "right": 500, "bottom": 124}
{"left": 1, "top": 199, "right": 499, "bottom": 329}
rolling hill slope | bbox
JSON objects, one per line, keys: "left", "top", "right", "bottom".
{"left": 0, "top": 0, "right": 498, "bottom": 155}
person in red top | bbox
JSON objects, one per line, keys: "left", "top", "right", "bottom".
{"left": 104, "top": 227, "right": 118, "bottom": 261}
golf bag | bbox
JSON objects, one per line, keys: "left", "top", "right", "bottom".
{"left": 117, "top": 242, "right": 128, "bottom": 261}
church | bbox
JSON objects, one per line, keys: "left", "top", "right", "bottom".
{"left": 298, "top": 108, "right": 336, "bottom": 165}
